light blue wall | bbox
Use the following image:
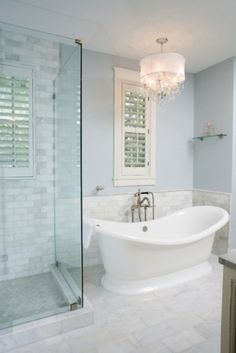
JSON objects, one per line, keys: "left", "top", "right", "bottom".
{"left": 83, "top": 49, "right": 194, "bottom": 196}
{"left": 193, "top": 58, "right": 234, "bottom": 193}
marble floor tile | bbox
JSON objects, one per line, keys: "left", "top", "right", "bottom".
{"left": 6, "top": 255, "right": 223, "bottom": 353}
{"left": 162, "top": 328, "right": 204, "bottom": 352}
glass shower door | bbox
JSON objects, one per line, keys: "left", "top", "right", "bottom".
{"left": 54, "top": 43, "right": 83, "bottom": 309}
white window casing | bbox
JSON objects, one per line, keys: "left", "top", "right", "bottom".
{"left": 114, "top": 67, "right": 156, "bottom": 186}
{"left": 0, "top": 64, "right": 34, "bottom": 178}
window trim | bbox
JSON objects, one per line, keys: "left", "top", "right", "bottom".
{"left": 0, "top": 63, "right": 34, "bottom": 179}
{"left": 113, "top": 67, "right": 156, "bottom": 187}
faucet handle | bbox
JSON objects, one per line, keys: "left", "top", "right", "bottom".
{"left": 134, "top": 188, "right": 141, "bottom": 197}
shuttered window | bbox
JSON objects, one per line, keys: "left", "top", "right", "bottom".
{"left": 124, "top": 132, "right": 146, "bottom": 167}
{"left": 114, "top": 68, "right": 156, "bottom": 186}
{"left": 124, "top": 89, "right": 146, "bottom": 168}
{"left": 0, "top": 65, "right": 33, "bottom": 178}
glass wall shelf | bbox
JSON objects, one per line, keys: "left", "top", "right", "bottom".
{"left": 192, "top": 133, "right": 227, "bottom": 141}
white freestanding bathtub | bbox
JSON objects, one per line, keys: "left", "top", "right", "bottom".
{"left": 93, "top": 206, "right": 229, "bottom": 295}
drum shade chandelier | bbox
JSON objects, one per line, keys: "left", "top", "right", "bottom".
{"left": 140, "top": 38, "right": 185, "bottom": 102}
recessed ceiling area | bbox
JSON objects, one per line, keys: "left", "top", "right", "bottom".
{"left": 1, "top": 0, "right": 236, "bottom": 72}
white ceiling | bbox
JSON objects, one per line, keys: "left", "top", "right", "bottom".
{"left": 1, "top": 0, "right": 236, "bottom": 72}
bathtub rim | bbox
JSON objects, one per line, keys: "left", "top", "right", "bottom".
{"left": 88, "top": 206, "right": 229, "bottom": 246}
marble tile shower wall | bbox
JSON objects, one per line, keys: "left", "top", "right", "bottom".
{"left": 83, "top": 190, "right": 193, "bottom": 266}
{"left": 0, "top": 28, "right": 59, "bottom": 280}
{"left": 193, "top": 189, "right": 231, "bottom": 255}
{"left": 53, "top": 50, "right": 82, "bottom": 270}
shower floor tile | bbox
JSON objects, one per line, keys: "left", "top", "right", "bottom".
{"left": 0, "top": 272, "right": 69, "bottom": 330}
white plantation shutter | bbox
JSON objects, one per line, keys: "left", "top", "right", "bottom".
{"left": 123, "top": 86, "right": 147, "bottom": 171}
{"left": 0, "top": 65, "right": 33, "bottom": 177}
{"left": 114, "top": 68, "right": 156, "bottom": 186}
{"left": 122, "top": 83, "right": 151, "bottom": 178}
{"left": 124, "top": 132, "right": 146, "bottom": 168}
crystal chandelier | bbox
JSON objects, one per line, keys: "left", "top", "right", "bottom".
{"left": 140, "top": 38, "right": 185, "bottom": 102}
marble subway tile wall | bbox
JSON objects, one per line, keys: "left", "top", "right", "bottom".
{"left": 193, "top": 189, "right": 231, "bottom": 254}
{"left": 83, "top": 190, "right": 193, "bottom": 266}
{"left": 53, "top": 49, "right": 82, "bottom": 270}
{"left": 0, "top": 27, "right": 59, "bottom": 280}
{"left": 83, "top": 193, "right": 134, "bottom": 266}
{"left": 155, "top": 190, "right": 193, "bottom": 217}
{"left": 55, "top": 198, "right": 82, "bottom": 268}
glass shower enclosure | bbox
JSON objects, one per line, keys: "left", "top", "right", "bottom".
{"left": 0, "top": 23, "right": 83, "bottom": 330}
{"left": 54, "top": 42, "right": 83, "bottom": 309}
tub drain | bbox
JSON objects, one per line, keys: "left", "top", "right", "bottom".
{"left": 142, "top": 226, "right": 148, "bottom": 232}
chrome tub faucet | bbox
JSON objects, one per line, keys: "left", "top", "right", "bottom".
{"left": 131, "top": 189, "right": 155, "bottom": 222}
